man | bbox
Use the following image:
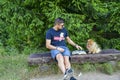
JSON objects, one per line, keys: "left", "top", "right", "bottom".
{"left": 46, "top": 17, "right": 82, "bottom": 80}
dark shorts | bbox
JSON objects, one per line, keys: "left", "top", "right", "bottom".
{"left": 50, "top": 46, "right": 71, "bottom": 60}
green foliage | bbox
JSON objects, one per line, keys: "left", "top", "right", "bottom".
{"left": 0, "top": 0, "right": 120, "bottom": 54}
{"left": 102, "top": 63, "right": 114, "bottom": 75}
{"left": 71, "top": 62, "right": 120, "bottom": 75}
{"left": 81, "top": 63, "right": 96, "bottom": 72}
{"left": 116, "top": 62, "right": 120, "bottom": 70}
{"left": 0, "top": 42, "right": 6, "bottom": 56}
{"left": 0, "top": 0, "right": 44, "bottom": 50}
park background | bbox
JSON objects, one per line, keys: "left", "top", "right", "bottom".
{"left": 0, "top": 0, "right": 120, "bottom": 80}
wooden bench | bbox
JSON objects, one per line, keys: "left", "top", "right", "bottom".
{"left": 28, "top": 49, "right": 120, "bottom": 66}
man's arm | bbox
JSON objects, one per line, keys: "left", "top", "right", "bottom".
{"left": 46, "top": 39, "right": 56, "bottom": 50}
{"left": 46, "top": 39, "right": 64, "bottom": 52}
{"left": 66, "top": 36, "right": 82, "bottom": 50}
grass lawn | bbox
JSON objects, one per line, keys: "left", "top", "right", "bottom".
{"left": 0, "top": 54, "right": 29, "bottom": 80}
{"left": 0, "top": 53, "right": 120, "bottom": 80}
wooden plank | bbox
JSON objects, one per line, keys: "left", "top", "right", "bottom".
{"left": 28, "top": 52, "right": 120, "bottom": 66}
{"left": 71, "top": 53, "right": 120, "bottom": 64}
{"left": 28, "top": 52, "right": 52, "bottom": 66}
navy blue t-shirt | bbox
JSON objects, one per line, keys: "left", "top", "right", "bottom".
{"left": 46, "top": 27, "right": 68, "bottom": 46}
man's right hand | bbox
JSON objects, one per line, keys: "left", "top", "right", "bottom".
{"left": 56, "top": 47, "right": 64, "bottom": 52}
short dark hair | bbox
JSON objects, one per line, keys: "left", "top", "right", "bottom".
{"left": 54, "top": 17, "right": 64, "bottom": 25}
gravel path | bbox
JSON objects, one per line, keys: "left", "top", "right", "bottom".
{"left": 30, "top": 72, "right": 120, "bottom": 80}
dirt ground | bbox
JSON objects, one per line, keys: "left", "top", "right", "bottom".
{"left": 30, "top": 71, "right": 120, "bottom": 80}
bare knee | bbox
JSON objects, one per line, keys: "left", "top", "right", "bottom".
{"left": 56, "top": 53, "right": 64, "bottom": 63}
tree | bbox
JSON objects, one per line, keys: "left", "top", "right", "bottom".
{"left": 0, "top": 0, "right": 120, "bottom": 53}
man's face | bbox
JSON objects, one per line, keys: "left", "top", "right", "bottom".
{"left": 58, "top": 23, "right": 64, "bottom": 30}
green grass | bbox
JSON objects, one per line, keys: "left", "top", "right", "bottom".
{"left": 0, "top": 54, "right": 120, "bottom": 80}
{"left": 0, "top": 54, "right": 28, "bottom": 80}
{"left": 72, "top": 62, "right": 120, "bottom": 75}
{"left": 0, "top": 48, "right": 120, "bottom": 80}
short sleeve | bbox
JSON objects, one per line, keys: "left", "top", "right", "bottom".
{"left": 64, "top": 28, "right": 69, "bottom": 37}
{"left": 46, "top": 30, "right": 52, "bottom": 40}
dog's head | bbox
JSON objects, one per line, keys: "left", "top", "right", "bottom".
{"left": 87, "top": 39, "right": 94, "bottom": 47}
{"left": 87, "top": 39, "right": 101, "bottom": 54}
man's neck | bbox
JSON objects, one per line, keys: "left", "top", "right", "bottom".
{"left": 53, "top": 25, "right": 59, "bottom": 31}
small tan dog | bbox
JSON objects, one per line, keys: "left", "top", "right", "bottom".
{"left": 86, "top": 39, "right": 101, "bottom": 54}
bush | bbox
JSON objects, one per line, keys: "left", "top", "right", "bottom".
{"left": 0, "top": 0, "right": 120, "bottom": 54}
{"left": 102, "top": 63, "right": 114, "bottom": 75}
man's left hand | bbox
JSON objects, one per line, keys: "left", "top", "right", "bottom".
{"left": 75, "top": 45, "right": 82, "bottom": 50}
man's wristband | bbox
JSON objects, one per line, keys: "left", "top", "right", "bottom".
{"left": 75, "top": 44, "right": 78, "bottom": 47}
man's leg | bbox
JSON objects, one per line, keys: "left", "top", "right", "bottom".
{"left": 62, "top": 47, "right": 76, "bottom": 80}
{"left": 64, "top": 56, "right": 71, "bottom": 69}
{"left": 56, "top": 53, "right": 66, "bottom": 74}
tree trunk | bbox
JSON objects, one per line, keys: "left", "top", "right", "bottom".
{"left": 28, "top": 52, "right": 120, "bottom": 66}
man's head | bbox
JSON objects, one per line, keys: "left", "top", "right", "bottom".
{"left": 54, "top": 17, "right": 64, "bottom": 30}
